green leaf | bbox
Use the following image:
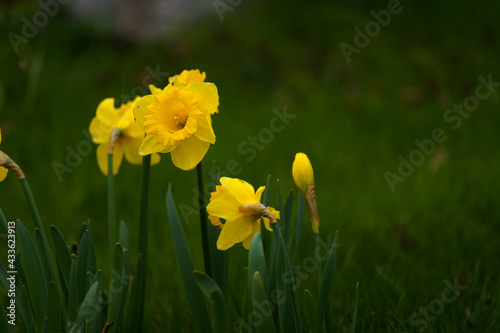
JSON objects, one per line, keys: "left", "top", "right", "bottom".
{"left": 119, "top": 221, "right": 129, "bottom": 250}
{"left": 106, "top": 243, "right": 124, "bottom": 333}
{"left": 272, "top": 222, "right": 302, "bottom": 331}
{"left": 194, "top": 270, "right": 229, "bottom": 333}
{"left": 0, "top": 207, "right": 8, "bottom": 239}
{"left": 77, "top": 231, "right": 90, "bottom": 305}
{"left": 304, "top": 289, "right": 326, "bottom": 333}
{"left": 248, "top": 233, "right": 268, "bottom": 300}
{"left": 86, "top": 222, "right": 97, "bottom": 275}
{"left": 50, "top": 226, "right": 72, "bottom": 292}
{"left": 283, "top": 191, "right": 294, "bottom": 251}
{"left": 68, "top": 257, "right": 78, "bottom": 323}
{"left": 20, "top": 285, "right": 35, "bottom": 333}
{"left": 16, "top": 220, "right": 47, "bottom": 329}
{"left": 252, "top": 271, "right": 276, "bottom": 333}
{"left": 315, "top": 232, "right": 338, "bottom": 333}
{"left": 46, "top": 281, "right": 62, "bottom": 333}
{"left": 70, "top": 281, "right": 102, "bottom": 333}
{"left": 166, "top": 185, "right": 211, "bottom": 333}
{"left": 350, "top": 282, "right": 359, "bottom": 333}
{"left": 33, "top": 229, "right": 51, "bottom": 289}
{"left": 118, "top": 249, "right": 131, "bottom": 332}
{"left": 294, "top": 195, "right": 305, "bottom": 264}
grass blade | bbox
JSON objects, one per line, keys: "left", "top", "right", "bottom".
{"left": 106, "top": 243, "right": 124, "bottom": 333}
{"left": 252, "top": 271, "right": 276, "bottom": 333}
{"left": 33, "top": 229, "right": 51, "bottom": 288}
{"left": 16, "top": 220, "right": 46, "bottom": 329}
{"left": 315, "top": 232, "right": 338, "bottom": 333}
{"left": 46, "top": 281, "right": 62, "bottom": 333}
{"left": 20, "top": 285, "right": 35, "bottom": 333}
{"left": 248, "top": 232, "right": 268, "bottom": 299}
{"left": 77, "top": 231, "right": 90, "bottom": 305}
{"left": 166, "top": 185, "right": 211, "bottom": 333}
{"left": 69, "top": 281, "right": 101, "bottom": 333}
{"left": 350, "top": 282, "right": 359, "bottom": 333}
{"left": 50, "top": 226, "right": 72, "bottom": 292}
{"left": 194, "top": 270, "right": 229, "bottom": 333}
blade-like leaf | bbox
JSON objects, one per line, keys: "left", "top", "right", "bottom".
{"left": 20, "top": 285, "right": 35, "bottom": 333}
{"left": 86, "top": 222, "right": 97, "bottom": 275}
{"left": 194, "top": 270, "right": 229, "bottom": 333}
{"left": 315, "top": 232, "right": 338, "bottom": 333}
{"left": 119, "top": 221, "right": 129, "bottom": 250}
{"left": 350, "top": 282, "right": 359, "bottom": 333}
{"left": 46, "top": 281, "right": 62, "bottom": 333}
{"left": 166, "top": 185, "right": 211, "bottom": 333}
{"left": 252, "top": 271, "right": 276, "bottom": 333}
{"left": 248, "top": 233, "right": 268, "bottom": 300}
{"left": 50, "top": 226, "right": 72, "bottom": 292}
{"left": 70, "top": 281, "right": 101, "bottom": 333}
{"left": 106, "top": 243, "right": 124, "bottom": 333}
{"left": 68, "top": 257, "right": 78, "bottom": 323}
{"left": 16, "top": 220, "right": 46, "bottom": 329}
{"left": 77, "top": 231, "right": 90, "bottom": 305}
{"left": 33, "top": 229, "right": 51, "bottom": 289}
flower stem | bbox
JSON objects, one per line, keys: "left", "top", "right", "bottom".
{"left": 136, "top": 154, "right": 151, "bottom": 331}
{"left": 107, "top": 153, "right": 116, "bottom": 267}
{"left": 196, "top": 162, "right": 212, "bottom": 277}
{"left": 315, "top": 232, "right": 323, "bottom": 289}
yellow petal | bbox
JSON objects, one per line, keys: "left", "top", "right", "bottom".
{"left": 0, "top": 166, "right": 8, "bottom": 182}
{"left": 242, "top": 220, "right": 261, "bottom": 249}
{"left": 262, "top": 206, "right": 279, "bottom": 231}
{"left": 194, "top": 115, "right": 216, "bottom": 144}
{"left": 216, "top": 213, "right": 255, "bottom": 250}
{"left": 132, "top": 95, "right": 154, "bottom": 131}
{"left": 170, "top": 135, "right": 210, "bottom": 171}
{"left": 220, "top": 177, "right": 257, "bottom": 205}
{"left": 254, "top": 186, "right": 265, "bottom": 202}
{"left": 183, "top": 83, "right": 219, "bottom": 115}
{"left": 151, "top": 153, "right": 161, "bottom": 165}
{"left": 209, "top": 214, "right": 222, "bottom": 227}
{"left": 97, "top": 142, "right": 124, "bottom": 176}
{"left": 96, "top": 98, "right": 119, "bottom": 125}
{"left": 149, "top": 84, "right": 163, "bottom": 95}
{"left": 122, "top": 137, "right": 143, "bottom": 165}
{"left": 171, "top": 69, "right": 206, "bottom": 87}
{"left": 206, "top": 192, "right": 241, "bottom": 220}
{"left": 89, "top": 117, "right": 112, "bottom": 144}
{"left": 139, "top": 134, "right": 176, "bottom": 156}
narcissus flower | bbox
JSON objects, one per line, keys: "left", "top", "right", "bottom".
{"left": 0, "top": 129, "right": 8, "bottom": 182}
{"left": 133, "top": 69, "right": 219, "bottom": 171}
{"left": 207, "top": 177, "right": 280, "bottom": 250}
{"left": 89, "top": 97, "right": 160, "bottom": 176}
{"left": 292, "top": 153, "right": 319, "bottom": 233}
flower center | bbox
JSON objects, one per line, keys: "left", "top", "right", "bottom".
{"left": 174, "top": 115, "right": 188, "bottom": 128}
{"left": 239, "top": 203, "right": 267, "bottom": 219}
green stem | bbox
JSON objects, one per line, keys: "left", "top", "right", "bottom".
{"left": 136, "top": 154, "right": 151, "bottom": 331}
{"left": 196, "top": 162, "right": 212, "bottom": 277}
{"left": 108, "top": 153, "right": 116, "bottom": 267}
{"left": 315, "top": 232, "right": 323, "bottom": 289}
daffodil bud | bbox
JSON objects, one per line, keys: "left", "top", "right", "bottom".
{"left": 292, "top": 152, "right": 319, "bottom": 233}
{"left": 293, "top": 153, "right": 314, "bottom": 197}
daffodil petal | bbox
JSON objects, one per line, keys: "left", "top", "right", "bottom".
{"left": 97, "top": 142, "right": 124, "bottom": 176}
{"left": 96, "top": 98, "right": 119, "bottom": 125}
{"left": 0, "top": 166, "right": 8, "bottom": 182}
{"left": 194, "top": 115, "right": 216, "bottom": 143}
{"left": 219, "top": 177, "right": 257, "bottom": 205}
{"left": 151, "top": 153, "right": 161, "bottom": 165}
{"left": 132, "top": 95, "right": 154, "bottom": 131}
{"left": 183, "top": 83, "right": 219, "bottom": 115}
{"left": 139, "top": 134, "right": 176, "bottom": 156}
{"left": 170, "top": 136, "right": 210, "bottom": 171}
{"left": 149, "top": 84, "right": 163, "bottom": 95}
{"left": 216, "top": 213, "right": 255, "bottom": 250}
{"left": 242, "top": 220, "right": 261, "bottom": 249}
{"left": 206, "top": 192, "right": 241, "bottom": 220}
{"left": 255, "top": 186, "right": 265, "bottom": 202}
{"left": 0, "top": 128, "right": 2, "bottom": 144}
{"left": 122, "top": 138, "right": 143, "bottom": 165}
{"left": 89, "top": 117, "right": 113, "bottom": 144}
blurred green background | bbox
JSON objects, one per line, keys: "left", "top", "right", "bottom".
{"left": 1, "top": 0, "right": 499, "bottom": 331}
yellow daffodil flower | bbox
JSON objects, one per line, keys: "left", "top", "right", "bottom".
{"left": 206, "top": 177, "right": 280, "bottom": 250}
{"left": 0, "top": 129, "right": 8, "bottom": 182}
{"left": 292, "top": 152, "right": 319, "bottom": 233}
{"left": 89, "top": 97, "right": 160, "bottom": 176}
{"left": 133, "top": 69, "right": 219, "bottom": 171}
